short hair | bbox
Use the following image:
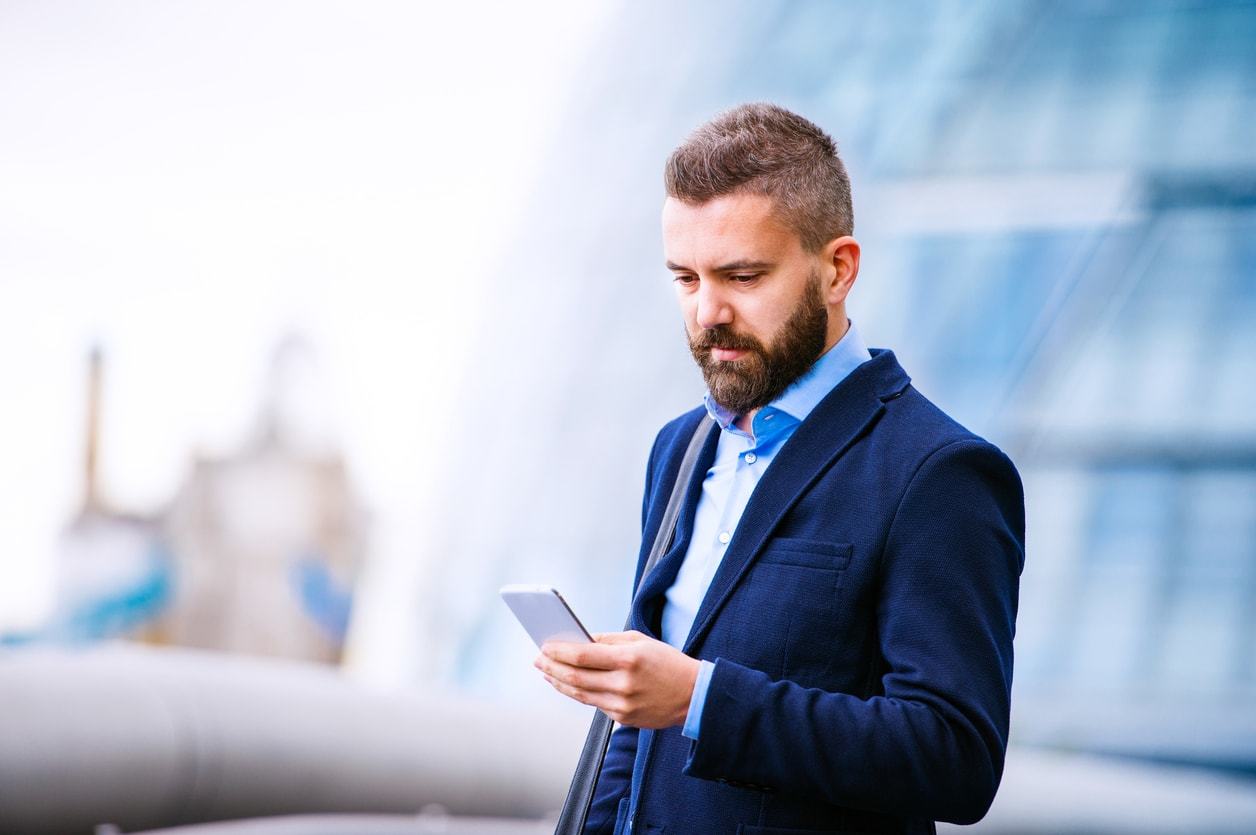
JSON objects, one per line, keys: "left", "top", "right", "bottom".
{"left": 664, "top": 103, "right": 853, "bottom": 252}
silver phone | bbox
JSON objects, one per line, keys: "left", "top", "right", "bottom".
{"left": 500, "top": 584, "right": 594, "bottom": 647}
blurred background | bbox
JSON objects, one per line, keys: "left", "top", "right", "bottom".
{"left": 2, "top": 0, "right": 1255, "bottom": 833}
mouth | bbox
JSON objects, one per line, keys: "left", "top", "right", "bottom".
{"left": 710, "top": 347, "right": 748, "bottom": 362}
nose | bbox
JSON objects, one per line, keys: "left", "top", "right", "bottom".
{"left": 693, "top": 278, "right": 733, "bottom": 331}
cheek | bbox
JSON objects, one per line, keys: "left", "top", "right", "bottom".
{"left": 747, "top": 293, "right": 798, "bottom": 338}
{"left": 735, "top": 309, "right": 774, "bottom": 342}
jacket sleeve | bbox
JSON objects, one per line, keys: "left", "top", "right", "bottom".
{"left": 681, "top": 439, "right": 1025, "bottom": 824}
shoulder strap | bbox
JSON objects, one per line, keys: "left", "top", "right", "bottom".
{"left": 554, "top": 416, "right": 715, "bottom": 835}
{"left": 631, "top": 416, "right": 716, "bottom": 602}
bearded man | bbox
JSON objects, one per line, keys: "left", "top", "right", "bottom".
{"left": 536, "top": 103, "right": 1025, "bottom": 834}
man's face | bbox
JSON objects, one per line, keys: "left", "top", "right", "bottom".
{"left": 663, "top": 192, "right": 832, "bottom": 415}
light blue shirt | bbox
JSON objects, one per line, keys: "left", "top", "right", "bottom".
{"left": 660, "top": 321, "right": 872, "bottom": 740}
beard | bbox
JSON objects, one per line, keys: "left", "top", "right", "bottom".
{"left": 688, "top": 271, "right": 829, "bottom": 415}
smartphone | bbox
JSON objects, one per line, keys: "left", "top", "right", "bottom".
{"left": 500, "top": 584, "right": 594, "bottom": 648}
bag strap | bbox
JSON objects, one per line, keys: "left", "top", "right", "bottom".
{"left": 553, "top": 416, "right": 715, "bottom": 835}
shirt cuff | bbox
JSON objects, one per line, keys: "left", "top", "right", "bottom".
{"left": 681, "top": 659, "right": 716, "bottom": 740}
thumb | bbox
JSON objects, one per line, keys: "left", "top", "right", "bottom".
{"left": 593, "top": 630, "right": 647, "bottom": 644}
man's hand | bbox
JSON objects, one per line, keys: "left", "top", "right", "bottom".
{"left": 535, "top": 630, "right": 701, "bottom": 729}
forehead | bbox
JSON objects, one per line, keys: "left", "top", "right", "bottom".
{"left": 662, "top": 192, "right": 800, "bottom": 268}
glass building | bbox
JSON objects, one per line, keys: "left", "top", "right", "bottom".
{"left": 440, "top": 0, "right": 1256, "bottom": 780}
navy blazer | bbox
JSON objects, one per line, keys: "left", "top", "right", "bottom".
{"left": 587, "top": 349, "right": 1025, "bottom": 835}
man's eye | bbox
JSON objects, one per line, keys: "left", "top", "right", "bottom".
{"left": 730, "top": 274, "right": 760, "bottom": 283}
{"left": 674, "top": 274, "right": 698, "bottom": 285}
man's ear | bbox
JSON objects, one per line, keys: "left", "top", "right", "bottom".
{"left": 822, "top": 236, "right": 860, "bottom": 306}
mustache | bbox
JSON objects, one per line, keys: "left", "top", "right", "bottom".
{"left": 690, "top": 325, "right": 764, "bottom": 353}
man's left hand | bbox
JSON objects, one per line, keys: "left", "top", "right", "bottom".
{"left": 535, "top": 630, "right": 700, "bottom": 729}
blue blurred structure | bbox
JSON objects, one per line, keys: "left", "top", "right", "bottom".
{"left": 443, "top": 0, "right": 1256, "bottom": 785}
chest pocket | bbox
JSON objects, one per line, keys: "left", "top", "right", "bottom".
{"left": 716, "top": 538, "right": 852, "bottom": 679}
{"left": 757, "top": 537, "right": 852, "bottom": 570}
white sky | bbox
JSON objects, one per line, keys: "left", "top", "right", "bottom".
{"left": 0, "top": 1, "right": 613, "bottom": 634}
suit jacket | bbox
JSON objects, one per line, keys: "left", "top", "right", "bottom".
{"left": 586, "top": 349, "right": 1025, "bottom": 835}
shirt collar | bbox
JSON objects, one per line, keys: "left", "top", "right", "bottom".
{"left": 703, "top": 320, "right": 871, "bottom": 434}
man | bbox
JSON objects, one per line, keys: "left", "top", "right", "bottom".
{"left": 536, "top": 103, "right": 1025, "bottom": 834}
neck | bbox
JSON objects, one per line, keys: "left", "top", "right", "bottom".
{"left": 735, "top": 409, "right": 758, "bottom": 436}
{"left": 824, "top": 308, "right": 850, "bottom": 354}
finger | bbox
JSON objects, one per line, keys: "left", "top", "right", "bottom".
{"left": 539, "top": 657, "right": 624, "bottom": 693}
{"left": 592, "top": 630, "right": 647, "bottom": 645}
{"left": 544, "top": 673, "right": 620, "bottom": 705}
{"left": 542, "top": 641, "right": 622, "bottom": 670}
{"left": 545, "top": 675, "right": 627, "bottom": 718}
{"left": 544, "top": 673, "right": 593, "bottom": 705}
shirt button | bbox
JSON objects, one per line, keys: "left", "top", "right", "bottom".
{"left": 718, "top": 531, "right": 731, "bottom": 544}
{"left": 744, "top": 453, "right": 757, "bottom": 464}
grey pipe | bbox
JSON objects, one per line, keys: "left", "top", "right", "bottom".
{"left": 0, "top": 645, "right": 586, "bottom": 835}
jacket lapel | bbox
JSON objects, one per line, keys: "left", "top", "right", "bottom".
{"left": 681, "top": 349, "right": 910, "bottom": 654}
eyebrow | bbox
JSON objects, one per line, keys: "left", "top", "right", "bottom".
{"left": 665, "top": 259, "right": 775, "bottom": 272}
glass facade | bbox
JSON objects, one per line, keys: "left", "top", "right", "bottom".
{"left": 441, "top": 0, "right": 1256, "bottom": 778}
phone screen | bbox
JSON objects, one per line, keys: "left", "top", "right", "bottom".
{"left": 500, "top": 585, "right": 593, "bottom": 647}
